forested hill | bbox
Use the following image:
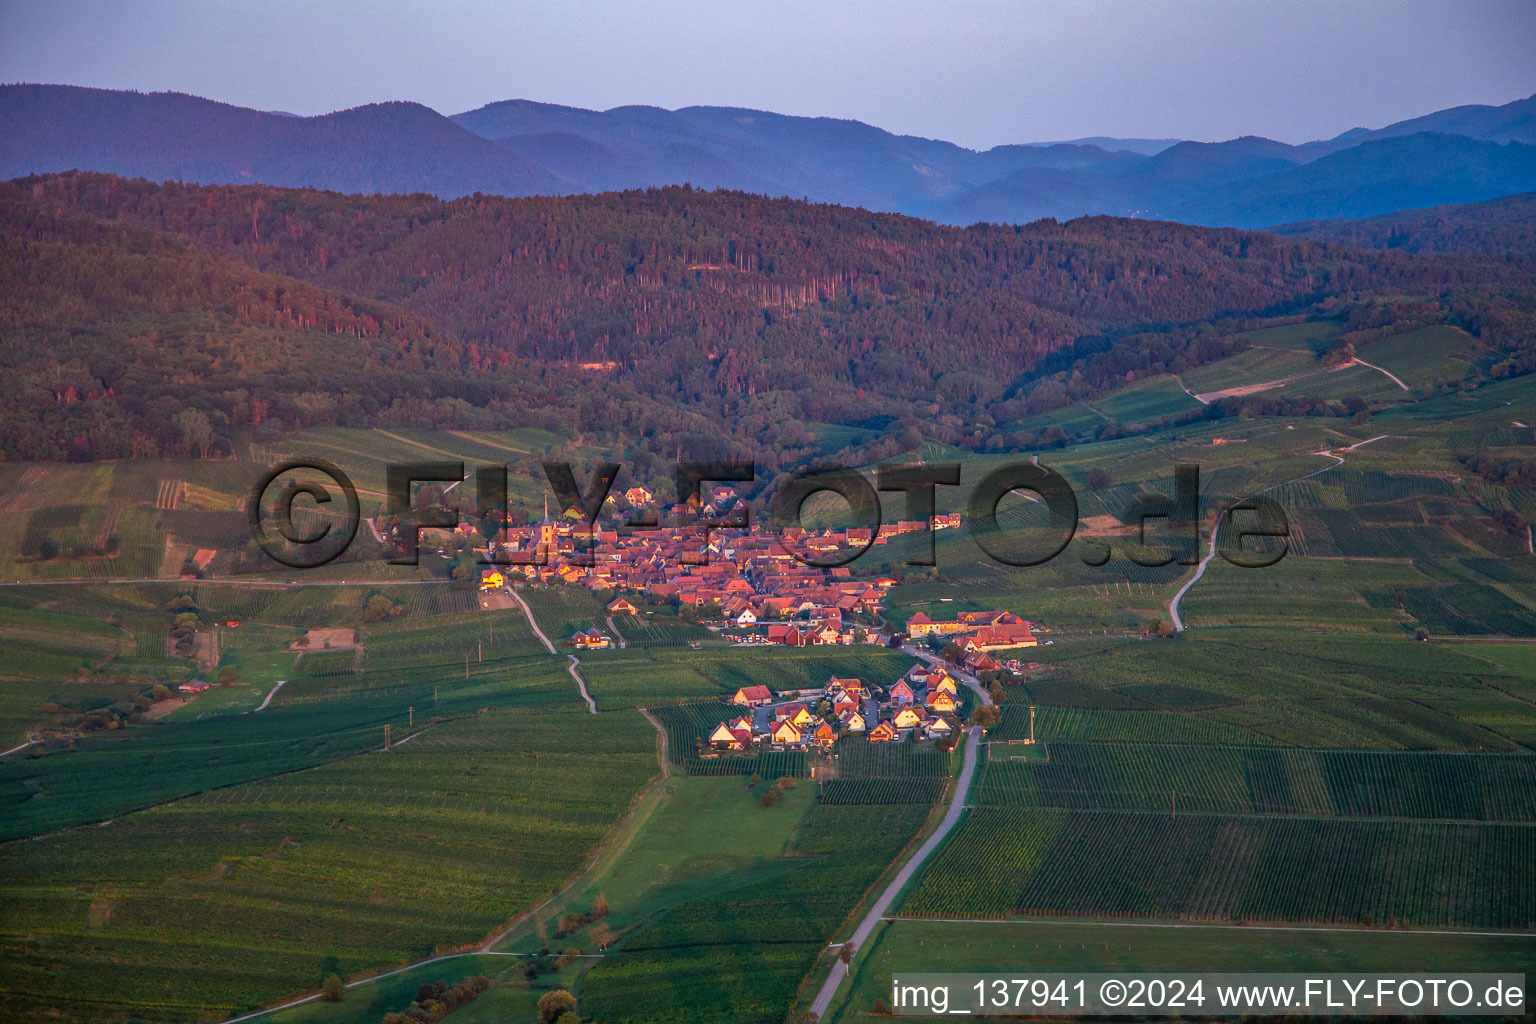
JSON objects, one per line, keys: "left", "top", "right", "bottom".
{"left": 3, "top": 172, "right": 1535, "bottom": 465}
{"left": 1272, "top": 192, "right": 1536, "bottom": 262}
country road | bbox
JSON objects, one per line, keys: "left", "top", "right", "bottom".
{"left": 808, "top": 723, "right": 986, "bottom": 1020}
{"left": 904, "top": 645, "right": 992, "bottom": 707}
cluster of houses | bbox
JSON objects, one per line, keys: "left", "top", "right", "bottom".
{"left": 703, "top": 661, "right": 967, "bottom": 753}
{"left": 904, "top": 608, "right": 1038, "bottom": 673}
{"left": 469, "top": 494, "right": 961, "bottom": 644}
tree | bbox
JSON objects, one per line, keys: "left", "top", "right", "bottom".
{"left": 37, "top": 538, "right": 58, "bottom": 560}
{"left": 320, "top": 974, "right": 345, "bottom": 1002}
{"left": 554, "top": 1014, "right": 581, "bottom": 1024}
{"left": 176, "top": 408, "right": 214, "bottom": 457}
{"left": 1087, "top": 468, "right": 1113, "bottom": 491}
{"left": 971, "top": 705, "right": 1001, "bottom": 729}
{"left": 838, "top": 942, "right": 855, "bottom": 966}
{"left": 537, "top": 989, "right": 576, "bottom": 1024}
{"left": 216, "top": 665, "right": 237, "bottom": 686}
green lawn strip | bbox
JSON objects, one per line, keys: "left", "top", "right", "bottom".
{"left": 833, "top": 918, "right": 1536, "bottom": 1023}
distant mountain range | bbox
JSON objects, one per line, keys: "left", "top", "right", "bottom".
{"left": 3, "top": 84, "right": 1535, "bottom": 228}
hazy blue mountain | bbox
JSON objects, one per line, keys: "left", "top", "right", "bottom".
{"left": 1195, "top": 133, "right": 1536, "bottom": 228}
{"left": 4, "top": 83, "right": 1535, "bottom": 229}
{"left": 1023, "top": 136, "right": 1181, "bottom": 155}
{"left": 0, "top": 85, "right": 571, "bottom": 197}
{"left": 930, "top": 132, "right": 1536, "bottom": 228}
{"left": 456, "top": 99, "right": 1140, "bottom": 211}
{"left": 1303, "top": 93, "right": 1536, "bottom": 156}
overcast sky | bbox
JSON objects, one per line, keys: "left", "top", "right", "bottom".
{"left": 3, "top": 0, "right": 1533, "bottom": 149}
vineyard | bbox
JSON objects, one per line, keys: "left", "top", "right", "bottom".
{"left": 521, "top": 586, "right": 609, "bottom": 639}
{"left": 646, "top": 701, "right": 809, "bottom": 779}
{"left": 902, "top": 807, "right": 1536, "bottom": 928}
{"left": 820, "top": 736, "right": 954, "bottom": 805}
{"left": 0, "top": 706, "right": 658, "bottom": 1023}
{"left": 975, "top": 743, "right": 1536, "bottom": 820}
{"left": 987, "top": 706, "right": 1280, "bottom": 745}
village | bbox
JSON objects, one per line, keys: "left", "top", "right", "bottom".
{"left": 468, "top": 486, "right": 1041, "bottom": 664}
{"left": 453, "top": 489, "right": 1051, "bottom": 757}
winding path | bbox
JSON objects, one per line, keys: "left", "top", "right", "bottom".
{"left": 508, "top": 586, "right": 597, "bottom": 713}
{"left": 567, "top": 656, "right": 597, "bottom": 714}
{"left": 252, "top": 680, "right": 286, "bottom": 712}
{"left": 1168, "top": 436, "right": 1388, "bottom": 631}
{"left": 1350, "top": 357, "right": 1410, "bottom": 391}
{"left": 509, "top": 587, "right": 556, "bottom": 653}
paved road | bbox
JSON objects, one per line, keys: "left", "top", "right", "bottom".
{"left": 1168, "top": 526, "right": 1220, "bottom": 632}
{"left": 808, "top": 724, "right": 986, "bottom": 1019}
{"left": 567, "top": 656, "right": 597, "bottom": 714}
{"left": 904, "top": 645, "right": 991, "bottom": 707}
{"left": 509, "top": 587, "right": 556, "bottom": 653}
{"left": 252, "top": 679, "right": 286, "bottom": 711}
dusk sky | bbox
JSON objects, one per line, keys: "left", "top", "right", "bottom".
{"left": 3, "top": 0, "right": 1534, "bottom": 149}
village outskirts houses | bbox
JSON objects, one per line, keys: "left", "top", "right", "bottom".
{"left": 707, "top": 664, "right": 964, "bottom": 756}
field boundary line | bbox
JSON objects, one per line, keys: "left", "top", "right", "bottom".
{"left": 480, "top": 709, "right": 674, "bottom": 951}
{"left": 880, "top": 918, "right": 1536, "bottom": 937}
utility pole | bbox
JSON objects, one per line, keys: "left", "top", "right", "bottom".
{"left": 1172, "top": 791, "right": 1176, "bottom": 819}
{"left": 1029, "top": 705, "right": 1036, "bottom": 745}
{"left": 409, "top": 706, "right": 413, "bottom": 727}
{"left": 383, "top": 723, "right": 391, "bottom": 750}
{"left": 434, "top": 686, "right": 438, "bottom": 706}
{"left": 478, "top": 641, "right": 482, "bottom": 663}
{"left": 465, "top": 653, "right": 469, "bottom": 678}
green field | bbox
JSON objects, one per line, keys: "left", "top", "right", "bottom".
{"left": 493, "top": 775, "right": 818, "bottom": 953}
{"left": 833, "top": 919, "right": 1536, "bottom": 1023}
{"left": 579, "top": 802, "right": 932, "bottom": 1024}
